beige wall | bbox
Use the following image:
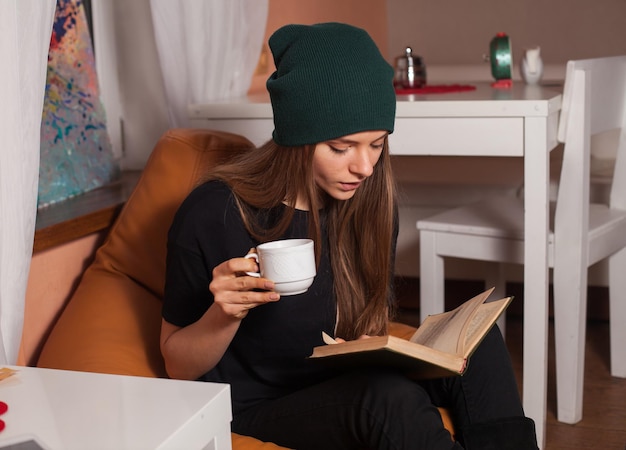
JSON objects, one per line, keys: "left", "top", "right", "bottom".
{"left": 386, "top": 0, "right": 626, "bottom": 65}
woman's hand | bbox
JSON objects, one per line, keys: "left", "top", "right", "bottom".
{"left": 209, "top": 252, "right": 280, "bottom": 320}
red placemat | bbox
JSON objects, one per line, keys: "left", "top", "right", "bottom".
{"left": 395, "top": 84, "right": 476, "bottom": 95}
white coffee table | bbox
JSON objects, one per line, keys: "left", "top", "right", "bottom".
{"left": 0, "top": 366, "right": 232, "bottom": 450}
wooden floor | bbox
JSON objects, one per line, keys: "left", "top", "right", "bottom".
{"left": 394, "top": 278, "right": 626, "bottom": 450}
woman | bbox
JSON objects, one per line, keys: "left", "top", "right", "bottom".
{"left": 160, "top": 22, "right": 538, "bottom": 450}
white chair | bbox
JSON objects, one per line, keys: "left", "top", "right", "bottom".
{"left": 416, "top": 55, "right": 626, "bottom": 425}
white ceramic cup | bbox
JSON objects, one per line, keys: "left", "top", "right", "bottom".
{"left": 245, "top": 238, "right": 316, "bottom": 295}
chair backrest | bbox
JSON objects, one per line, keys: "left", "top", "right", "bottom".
{"left": 94, "top": 128, "right": 254, "bottom": 298}
{"left": 557, "top": 56, "right": 626, "bottom": 210}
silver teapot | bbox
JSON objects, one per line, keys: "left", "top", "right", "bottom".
{"left": 394, "top": 46, "right": 426, "bottom": 88}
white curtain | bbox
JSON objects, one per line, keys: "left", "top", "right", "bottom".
{"left": 0, "top": 0, "right": 56, "bottom": 365}
{"left": 150, "top": 0, "right": 269, "bottom": 128}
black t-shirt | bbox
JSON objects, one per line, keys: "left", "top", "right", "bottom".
{"left": 163, "top": 180, "right": 337, "bottom": 414}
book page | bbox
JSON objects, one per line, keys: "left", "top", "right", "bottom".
{"left": 408, "top": 308, "right": 464, "bottom": 355}
{"left": 460, "top": 297, "right": 511, "bottom": 355}
{"left": 409, "top": 288, "right": 494, "bottom": 355}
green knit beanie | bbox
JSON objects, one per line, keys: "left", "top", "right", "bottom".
{"left": 266, "top": 22, "right": 396, "bottom": 147}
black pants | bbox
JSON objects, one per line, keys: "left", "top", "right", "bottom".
{"left": 232, "top": 326, "right": 525, "bottom": 450}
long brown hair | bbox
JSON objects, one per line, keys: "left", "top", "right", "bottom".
{"left": 207, "top": 138, "right": 397, "bottom": 340}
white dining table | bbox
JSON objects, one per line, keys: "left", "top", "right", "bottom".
{"left": 189, "top": 81, "right": 563, "bottom": 448}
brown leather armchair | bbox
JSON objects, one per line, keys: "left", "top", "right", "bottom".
{"left": 37, "top": 128, "right": 453, "bottom": 449}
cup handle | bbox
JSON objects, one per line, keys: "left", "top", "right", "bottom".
{"left": 244, "top": 252, "right": 260, "bottom": 277}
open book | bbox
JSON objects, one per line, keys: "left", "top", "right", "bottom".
{"left": 309, "top": 288, "right": 512, "bottom": 379}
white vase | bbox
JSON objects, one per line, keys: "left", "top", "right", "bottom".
{"left": 520, "top": 47, "right": 544, "bottom": 85}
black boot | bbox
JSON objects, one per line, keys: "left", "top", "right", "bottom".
{"left": 459, "top": 417, "right": 539, "bottom": 450}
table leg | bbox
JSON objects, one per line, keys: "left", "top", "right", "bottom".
{"left": 522, "top": 117, "right": 551, "bottom": 449}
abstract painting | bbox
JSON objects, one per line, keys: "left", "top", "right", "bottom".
{"left": 39, "top": 0, "right": 118, "bottom": 208}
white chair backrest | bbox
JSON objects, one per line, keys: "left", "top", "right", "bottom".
{"left": 558, "top": 56, "right": 626, "bottom": 142}
{"left": 557, "top": 56, "right": 626, "bottom": 210}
